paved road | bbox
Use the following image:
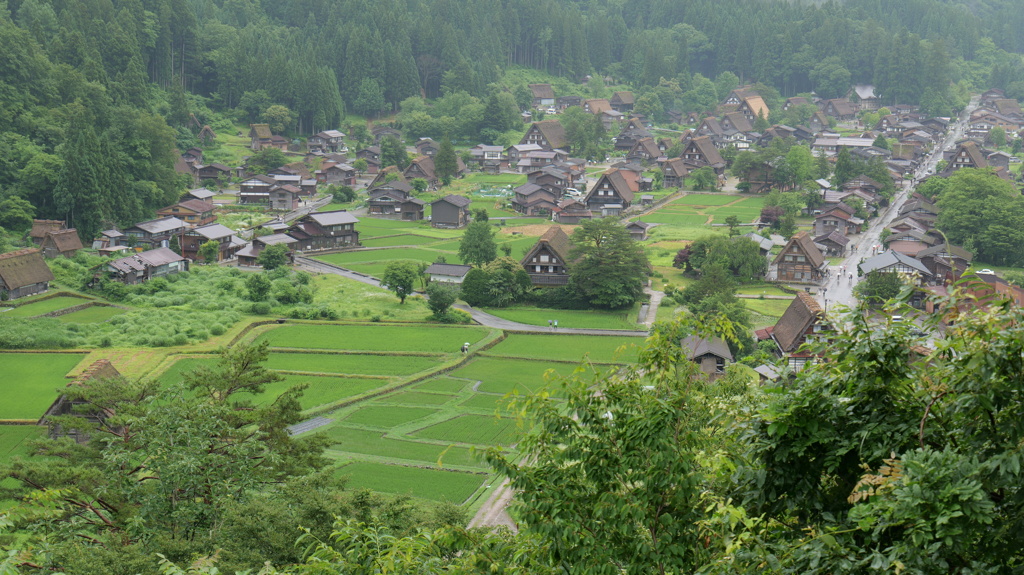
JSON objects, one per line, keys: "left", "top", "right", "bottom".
{"left": 295, "top": 256, "right": 382, "bottom": 287}
{"left": 818, "top": 98, "right": 979, "bottom": 311}
{"left": 453, "top": 304, "right": 650, "bottom": 336}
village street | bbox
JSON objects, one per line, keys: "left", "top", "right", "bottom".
{"left": 818, "top": 97, "right": 979, "bottom": 312}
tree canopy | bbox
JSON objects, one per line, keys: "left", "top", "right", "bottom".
{"left": 567, "top": 218, "right": 649, "bottom": 309}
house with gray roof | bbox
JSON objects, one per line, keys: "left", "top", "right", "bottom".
{"left": 106, "top": 247, "right": 188, "bottom": 284}
{"left": 858, "top": 250, "right": 932, "bottom": 283}
{"left": 430, "top": 195, "right": 472, "bottom": 229}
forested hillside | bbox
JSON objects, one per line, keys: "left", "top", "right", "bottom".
{"left": 1, "top": 0, "right": 1023, "bottom": 237}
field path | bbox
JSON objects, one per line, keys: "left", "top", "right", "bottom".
{"left": 453, "top": 305, "right": 649, "bottom": 336}
{"left": 468, "top": 478, "right": 518, "bottom": 532}
{"left": 295, "top": 256, "right": 382, "bottom": 287}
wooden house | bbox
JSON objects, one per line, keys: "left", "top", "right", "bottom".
{"left": 181, "top": 147, "right": 204, "bottom": 164}
{"left": 813, "top": 205, "right": 861, "bottom": 237}
{"left": 28, "top": 220, "right": 66, "bottom": 246}
{"left": 425, "top": 263, "right": 472, "bottom": 284}
{"left": 529, "top": 84, "right": 556, "bottom": 108}
{"left": 106, "top": 247, "right": 188, "bottom": 284}
{"left": 584, "top": 169, "right": 636, "bottom": 214}
{"left": 813, "top": 230, "right": 849, "bottom": 257}
{"left": 511, "top": 183, "right": 559, "bottom": 216}
{"left": 614, "top": 121, "right": 653, "bottom": 151}
{"left": 610, "top": 91, "right": 635, "bottom": 113}
{"left": 773, "top": 232, "right": 827, "bottom": 285}
{"left": 681, "top": 336, "right": 733, "bottom": 379}
{"left": 521, "top": 226, "right": 573, "bottom": 287}
{"left": 519, "top": 120, "right": 568, "bottom": 151}
{"left": 553, "top": 198, "right": 593, "bottom": 224}
{"left": 821, "top": 98, "right": 857, "bottom": 121}
{"left": 625, "top": 221, "right": 654, "bottom": 241}
{"left": 235, "top": 234, "right": 299, "bottom": 267}
{"left": 249, "top": 124, "right": 273, "bottom": 150}
{"left": 626, "top": 137, "right": 662, "bottom": 164}
{"left": 182, "top": 223, "right": 245, "bottom": 262}
{"left": 680, "top": 136, "right": 726, "bottom": 174}
{"left": 527, "top": 166, "right": 571, "bottom": 196}
{"left": 556, "top": 95, "right": 582, "bottom": 110}
{"left": 123, "top": 217, "right": 187, "bottom": 249}
{"left": 288, "top": 210, "right": 360, "bottom": 250}
{"left": 918, "top": 244, "right": 972, "bottom": 281}
{"left": 859, "top": 250, "right": 933, "bottom": 284}
{"left": 39, "top": 359, "right": 122, "bottom": 443}
{"left": 368, "top": 166, "right": 406, "bottom": 189}
{"left": 371, "top": 125, "right": 402, "bottom": 144}
{"left": 185, "top": 188, "right": 216, "bottom": 202}
{"left": 157, "top": 199, "right": 217, "bottom": 227}
{"left": 270, "top": 185, "right": 302, "bottom": 211}
{"left": 307, "top": 130, "right": 346, "bottom": 154}
{"left": 0, "top": 248, "right": 54, "bottom": 300}
{"left": 737, "top": 95, "right": 770, "bottom": 122}
{"left": 415, "top": 138, "right": 440, "bottom": 157}
{"left": 430, "top": 195, "right": 471, "bottom": 229}
{"left": 661, "top": 157, "right": 689, "bottom": 188}
{"left": 583, "top": 99, "right": 612, "bottom": 115}
{"left": 193, "top": 163, "right": 231, "bottom": 183}
{"left": 40, "top": 229, "right": 84, "bottom": 258}
{"left": 316, "top": 162, "right": 356, "bottom": 186}
{"left": 367, "top": 182, "right": 424, "bottom": 220}
{"left": 771, "top": 292, "right": 829, "bottom": 371}
{"left": 850, "top": 85, "right": 881, "bottom": 110}
{"left": 356, "top": 146, "right": 382, "bottom": 173}
{"left": 946, "top": 140, "right": 988, "bottom": 172}
{"left": 468, "top": 144, "right": 506, "bottom": 172}
{"left": 239, "top": 174, "right": 277, "bottom": 204}
{"left": 403, "top": 155, "right": 466, "bottom": 187}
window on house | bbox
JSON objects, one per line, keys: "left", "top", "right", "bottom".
{"left": 540, "top": 255, "right": 549, "bottom": 262}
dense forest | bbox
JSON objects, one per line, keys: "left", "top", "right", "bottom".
{"left": 1, "top": 0, "right": 1024, "bottom": 236}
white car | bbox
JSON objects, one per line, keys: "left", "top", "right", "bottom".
{"left": 565, "top": 188, "right": 582, "bottom": 197}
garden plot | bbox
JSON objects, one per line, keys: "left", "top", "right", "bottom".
{"left": 488, "top": 333, "right": 642, "bottom": 363}
{"left": 411, "top": 414, "right": 521, "bottom": 446}
{"left": 322, "top": 427, "right": 482, "bottom": 468}
{"left": 3, "top": 297, "right": 89, "bottom": 318}
{"left": 336, "top": 461, "right": 487, "bottom": 503}
{"left": 258, "top": 323, "right": 488, "bottom": 353}
{"left": 0, "top": 353, "right": 87, "bottom": 420}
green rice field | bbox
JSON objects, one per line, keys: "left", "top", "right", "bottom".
{"left": 743, "top": 297, "right": 794, "bottom": 318}
{"left": 155, "top": 356, "right": 389, "bottom": 410}
{"left": 342, "top": 406, "right": 439, "bottom": 428}
{"left": 56, "top": 306, "right": 126, "bottom": 323}
{"left": 487, "top": 333, "right": 642, "bottom": 363}
{"left": 412, "top": 414, "right": 521, "bottom": 446}
{"left": 459, "top": 393, "right": 509, "bottom": 411}
{"left": 0, "top": 353, "right": 87, "bottom": 420}
{"left": 322, "top": 427, "right": 482, "bottom": 468}
{"left": 361, "top": 235, "right": 441, "bottom": 247}
{"left": 258, "top": 323, "right": 489, "bottom": 353}
{"left": 0, "top": 425, "right": 45, "bottom": 459}
{"left": 265, "top": 352, "right": 440, "bottom": 376}
{"left": 672, "top": 194, "right": 742, "bottom": 206}
{"left": 3, "top": 297, "right": 90, "bottom": 318}
{"left": 373, "top": 391, "right": 456, "bottom": 406}
{"left": 449, "top": 358, "right": 574, "bottom": 395}
{"left": 336, "top": 461, "right": 487, "bottom": 503}
{"left": 413, "top": 377, "right": 469, "bottom": 393}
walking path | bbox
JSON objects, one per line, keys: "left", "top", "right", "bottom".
{"left": 452, "top": 305, "right": 650, "bottom": 336}
{"left": 294, "top": 256, "right": 382, "bottom": 288}
{"left": 817, "top": 97, "right": 979, "bottom": 311}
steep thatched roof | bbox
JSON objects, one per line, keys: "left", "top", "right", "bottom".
{"left": 0, "top": 249, "right": 54, "bottom": 289}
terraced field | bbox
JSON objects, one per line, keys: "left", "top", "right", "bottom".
{"left": 0, "top": 353, "right": 87, "bottom": 420}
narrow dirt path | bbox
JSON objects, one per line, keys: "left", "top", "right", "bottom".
{"left": 468, "top": 478, "right": 518, "bottom": 532}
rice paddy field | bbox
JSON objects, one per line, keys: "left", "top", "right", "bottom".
{"left": 0, "top": 353, "right": 87, "bottom": 420}
{"left": 336, "top": 461, "right": 488, "bottom": 503}
{"left": 487, "top": 333, "right": 641, "bottom": 363}
{"left": 2, "top": 296, "right": 91, "bottom": 318}
{"left": 56, "top": 306, "right": 126, "bottom": 324}
{"left": 257, "top": 323, "right": 489, "bottom": 352}
{"left": 636, "top": 193, "right": 765, "bottom": 242}
{"left": 480, "top": 305, "right": 640, "bottom": 330}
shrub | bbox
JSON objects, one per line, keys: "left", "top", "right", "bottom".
{"left": 370, "top": 315, "right": 382, "bottom": 322}
{"left": 436, "top": 309, "right": 472, "bottom": 324}
{"left": 252, "top": 302, "right": 272, "bottom": 315}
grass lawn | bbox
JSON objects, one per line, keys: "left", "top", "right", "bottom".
{"left": 266, "top": 352, "right": 440, "bottom": 376}
{"left": 309, "top": 274, "right": 433, "bottom": 322}
{"left": 638, "top": 212, "right": 710, "bottom": 227}
{"left": 322, "top": 427, "right": 482, "bottom": 468}
{"left": 479, "top": 306, "right": 639, "bottom": 330}
{"left": 411, "top": 414, "right": 521, "bottom": 446}
{"left": 0, "top": 353, "right": 87, "bottom": 420}
{"left": 335, "top": 461, "right": 486, "bottom": 503}
{"left": 488, "top": 333, "right": 642, "bottom": 363}
{"left": 413, "top": 377, "right": 469, "bottom": 393}
{"left": 316, "top": 248, "right": 459, "bottom": 267}
{"left": 450, "top": 358, "right": 577, "bottom": 395}
{"left": 736, "top": 285, "right": 792, "bottom": 296}
{"left": 672, "top": 194, "right": 742, "bottom": 206}
{"left": 373, "top": 391, "right": 456, "bottom": 406}
{"left": 258, "top": 323, "right": 488, "bottom": 353}
{"left": 342, "top": 406, "right": 439, "bottom": 428}
{"left": 743, "top": 297, "right": 794, "bottom": 318}
{"left": 0, "top": 425, "right": 45, "bottom": 459}
{"left": 361, "top": 235, "right": 442, "bottom": 247}
{"left": 3, "top": 297, "right": 89, "bottom": 318}
{"left": 732, "top": 197, "right": 766, "bottom": 209}
{"left": 56, "top": 306, "right": 126, "bottom": 324}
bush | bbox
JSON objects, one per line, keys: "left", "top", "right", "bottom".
{"left": 435, "top": 309, "right": 472, "bottom": 324}
{"left": 252, "top": 302, "right": 272, "bottom": 315}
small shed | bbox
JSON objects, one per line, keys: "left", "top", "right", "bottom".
{"left": 681, "top": 335, "right": 733, "bottom": 379}
{"left": 40, "top": 229, "right": 84, "bottom": 258}
{"left": 425, "top": 263, "right": 472, "bottom": 284}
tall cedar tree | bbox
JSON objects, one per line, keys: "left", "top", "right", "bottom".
{"left": 458, "top": 220, "right": 498, "bottom": 266}
{"left": 54, "top": 105, "right": 107, "bottom": 240}
{"left": 434, "top": 136, "right": 458, "bottom": 184}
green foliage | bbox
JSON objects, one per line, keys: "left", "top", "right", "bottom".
{"left": 248, "top": 147, "right": 288, "bottom": 174}
{"left": 0, "top": 195, "right": 35, "bottom": 232}
{"left": 457, "top": 220, "right": 497, "bottom": 266}
{"left": 380, "top": 136, "right": 409, "bottom": 170}
{"left": 262, "top": 104, "right": 295, "bottom": 134}
{"left": 328, "top": 184, "right": 357, "bottom": 203}
{"left": 410, "top": 178, "right": 428, "bottom": 193}
{"left": 246, "top": 272, "right": 272, "bottom": 301}
{"left": 425, "top": 281, "right": 458, "bottom": 318}
{"left": 685, "top": 235, "right": 768, "bottom": 281}
{"left": 689, "top": 166, "right": 718, "bottom": 190}
{"left": 380, "top": 260, "right": 419, "bottom": 303}
{"left": 257, "top": 244, "right": 291, "bottom": 270}
{"left": 433, "top": 136, "right": 458, "bottom": 184}
{"left": 855, "top": 270, "right": 906, "bottom": 304}
{"left": 568, "top": 218, "right": 649, "bottom": 309}
{"left": 988, "top": 126, "right": 1006, "bottom": 148}
{"left": 935, "top": 168, "right": 1024, "bottom": 265}
{"left": 197, "top": 240, "right": 220, "bottom": 264}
